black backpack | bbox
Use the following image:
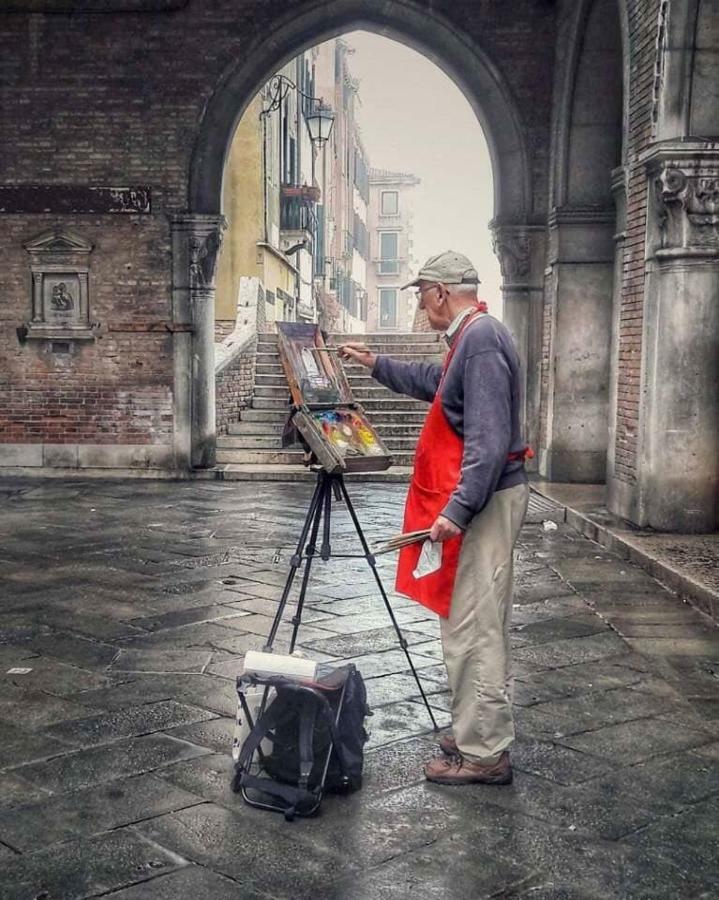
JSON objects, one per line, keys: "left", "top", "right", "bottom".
{"left": 232, "top": 664, "right": 370, "bottom": 820}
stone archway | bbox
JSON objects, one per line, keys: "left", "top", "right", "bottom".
{"left": 176, "top": 0, "right": 536, "bottom": 468}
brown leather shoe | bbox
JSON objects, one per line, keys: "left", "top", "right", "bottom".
{"left": 424, "top": 751, "right": 513, "bottom": 785}
{"left": 439, "top": 734, "right": 458, "bottom": 756}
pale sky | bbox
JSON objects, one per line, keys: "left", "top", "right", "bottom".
{"left": 343, "top": 31, "right": 503, "bottom": 317}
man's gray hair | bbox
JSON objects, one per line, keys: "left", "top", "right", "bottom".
{"left": 448, "top": 282, "right": 478, "bottom": 298}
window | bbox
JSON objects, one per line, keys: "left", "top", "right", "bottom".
{"left": 380, "top": 190, "right": 399, "bottom": 215}
{"left": 379, "top": 231, "right": 399, "bottom": 274}
{"left": 379, "top": 289, "right": 398, "bottom": 328}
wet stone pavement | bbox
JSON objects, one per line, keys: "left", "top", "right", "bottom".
{"left": 0, "top": 478, "right": 717, "bottom": 900}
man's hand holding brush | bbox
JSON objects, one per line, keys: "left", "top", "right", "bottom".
{"left": 339, "top": 342, "right": 377, "bottom": 370}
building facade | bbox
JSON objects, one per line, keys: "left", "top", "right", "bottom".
{"left": 215, "top": 55, "right": 319, "bottom": 342}
{"left": 365, "top": 168, "right": 420, "bottom": 332}
{"left": 0, "top": 0, "right": 717, "bottom": 533}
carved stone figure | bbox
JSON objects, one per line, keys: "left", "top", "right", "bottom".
{"left": 491, "top": 227, "right": 531, "bottom": 281}
{"left": 51, "top": 282, "right": 75, "bottom": 311}
{"left": 189, "top": 228, "right": 224, "bottom": 289}
{"left": 654, "top": 161, "right": 719, "bottom": 251}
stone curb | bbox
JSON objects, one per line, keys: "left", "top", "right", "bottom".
{"left": 532, "top": 485, "right": 719, "bottom": 623}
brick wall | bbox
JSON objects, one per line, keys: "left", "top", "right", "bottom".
{"left": 614, "top": 0, "right": 661, "bottom": 484}
{"left": 215, "top": 339, "right": 257, "bottom": 435}
{"left": 0, "top": 215, "right": 173, "bottom": 446}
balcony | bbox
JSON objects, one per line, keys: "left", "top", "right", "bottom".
{"left": 280, "top": 186, "right": 318, "bottom": 243}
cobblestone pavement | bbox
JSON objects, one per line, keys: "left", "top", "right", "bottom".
{"left": 0, "top": 478, "right": 717, "bottom": 900}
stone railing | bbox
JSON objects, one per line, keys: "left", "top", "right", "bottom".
{"left": 215, "top": 335, "right": 257, "bottom": 436}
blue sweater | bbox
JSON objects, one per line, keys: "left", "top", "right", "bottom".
{"left": 372, "top": 315, "right": 527, "bottom": 529}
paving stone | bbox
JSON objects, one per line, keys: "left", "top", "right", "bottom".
{"left": 557, "top": 716, "right": 712, "bottom": 763}
{"left": 45, "top": 700, "right": 217, "bottom": 747}
{"left": 513, "top": 631, "right": 629, "bottom": 673}
{"left": 224, "top": 595, "right": 333, "bottom": 623}
{"left": 0, "top": 721, "right": 74, "bottom": 768}
{"left": 624, "top": 797, "right": 719, "bottom": 888}
{"left": 364, "top": 671, "right": 447, "bottom": 708}
{"left": 0, "top": 827, "right": 188, "bottom": 900}
{"left": 522, "top": 685, "right": 677, "bottom": 735}
{"left": 513, "top": 615, "right": 609, "bottom": 645}
{"left": 0, "top": 771, "right": 52, "bottom": 810}
{"left": 26, "top": 631, "right": 119, "bottom": 669}
{"left": 330, "top": 825, "right": 533, "bottom": 899}
{"left": 103, "top": 866, "right": 258, "bottom": 900}
{"left": 340, "top": 648, "right": 439, "bottom": 679}
{"left": 136, "top": 802, "right": 353, "bottom": 897}
{"left": 0, "top": 687, "right": 102, "bottom": 729}
{"left": 110, "top": 649, "right": 213, "bottom": 674}
{"left": 66, "top": 673, "right": 237, "bottom": 716}
{"left": 490, "top": 816, "right": 710, "bottom": 899}
{"left": 116, "top": 622, "right": 265, "bottom": 654}
{"left": 512, "top": 737, "right": 612, "bottom": 785}
{"left": 152, "top": 752, "right": 242, "bottom": 812}
{"left": 15, "top": 734, "right": 210, "bottom": 792}
{"left": 0, "top": 773, "right": 203, "bottom": 851}
{"left": 129, "top": 605, "right": 253, "bottom": 632}
{"left": 365, "top": 700, "right": 449, "bottom": 749}
{"left": 363, "top": 734, "right": 443, "bottom": 792}
{"left": 302, "top": 625, "right": 435, "bottom": 658}
{"left": 167, "top": 716, "right": 235, "bottom": 753}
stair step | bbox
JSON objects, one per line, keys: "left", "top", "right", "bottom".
{"left": 216, "top": 448, "right": 416, "bottom": 466}
{"left": 227, "top": 421, "right": 424, "bottom": 438}
{"left": 253, "top": 384, "right": 417, "bottom": 400}
{"left": 218, "top": 435, "right": 419, "bottom": 451}
{"left": 251, "top": 397, "right": 429, "bottom": 411}
{"left": 195, "top": 464, "right": 413, "bottom": 483}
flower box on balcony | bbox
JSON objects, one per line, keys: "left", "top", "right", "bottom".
{"left": 281, "top": 184, "right": 321, "bottom": 202}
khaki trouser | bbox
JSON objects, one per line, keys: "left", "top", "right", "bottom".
{"left": 440, "top": 482, "right": 530, "bottom": 763}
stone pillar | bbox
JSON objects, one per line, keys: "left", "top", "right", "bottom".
{"left": 635, "top": 144, "right": 719, "bottom": 531}
{"left": 606, "top": 166, "right": 628, "bottom": 515}
{"left": 540, "top": 206, "right": 616, "bottom": 482}
{"left": 491, "top": 223, "right": 546, "bottom": 471}
{"left": 171, "top": 214, "right": 227, "bottom": 470}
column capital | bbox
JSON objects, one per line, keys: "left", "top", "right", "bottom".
{"left": 489, "top": 222, "right": 545, "bottom": 288}
{"left": 643, "top": 142, "right": 719, "bottom": 259}
{"left": 170, "top": 213, "right": 227, "bottom": 290}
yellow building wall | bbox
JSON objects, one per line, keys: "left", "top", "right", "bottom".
{"left": 215, "top": 95, "right": 264, "bottom": 324}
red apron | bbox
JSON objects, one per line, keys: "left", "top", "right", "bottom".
{"left": 395, "top": 310, "right": 486, "bottom": 618}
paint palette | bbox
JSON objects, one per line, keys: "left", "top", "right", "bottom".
{"left": 276, "top": 322, "right": 392, "bottom": 473}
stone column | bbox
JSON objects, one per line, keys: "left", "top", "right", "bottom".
{"left": 606, "top": 166, "right": 627, "bottom": 516}
{"left": 636, "top": 144, "right": 719, "bottom": 531}
{"left": 540, "top": 206, "right": 616, "bottom": 482}
{"left": 491, "top": 223, "right": 546, "bottom": 470}
{"left": 170, "top": 214, "right": 227, "bottom": 470}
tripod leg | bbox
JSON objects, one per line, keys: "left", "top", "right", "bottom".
{"left": 265, "top": 474, "right": 324, "bottom": 651}
{"left": 288, "top": 475, "right": 326, "bottom": 653}
{"left": 338, "top": 477, "right": 439, "bottom": 732}
{"left": 320, "top": 473, "right": 334, "bottom": 561}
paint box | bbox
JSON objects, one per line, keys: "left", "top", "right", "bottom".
{"left": 276, "top": 322, "right": 392, "bottom": 473}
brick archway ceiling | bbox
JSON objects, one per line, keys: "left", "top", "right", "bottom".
{"left": 188, "top": 0, "right": 531, "bottom": 226}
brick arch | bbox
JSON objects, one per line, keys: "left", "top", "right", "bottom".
{"left": 188, "top": 0, "right": 531, "bottom": 226}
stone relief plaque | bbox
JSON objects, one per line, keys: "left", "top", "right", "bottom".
{"left": 0, "top": 185, "right": 150, "bottom": 215}
{"left": 23, "top": 228, "right": 95, "bottom": 340}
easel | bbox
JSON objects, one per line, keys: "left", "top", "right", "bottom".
{"left": 264, "top": 466, "right": 439, "bottom": 731}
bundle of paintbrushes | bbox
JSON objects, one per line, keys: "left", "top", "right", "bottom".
{"left": 373, "top": 529, "right": 432, "bottom": 556}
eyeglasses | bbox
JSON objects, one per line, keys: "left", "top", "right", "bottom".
{"left": 415, "top": 284, "right": 438, "bottom": 304}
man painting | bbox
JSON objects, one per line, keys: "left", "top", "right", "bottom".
{"left": 341, "top": 251, "right": 530, "bottom": 785}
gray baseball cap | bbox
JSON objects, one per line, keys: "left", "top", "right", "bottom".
{"left": 401, "top": 250, "right": 480, "bottom": 290}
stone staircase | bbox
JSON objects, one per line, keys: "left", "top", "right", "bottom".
{"left": 213, "top": 331, "right": 445, "bottom": 481}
